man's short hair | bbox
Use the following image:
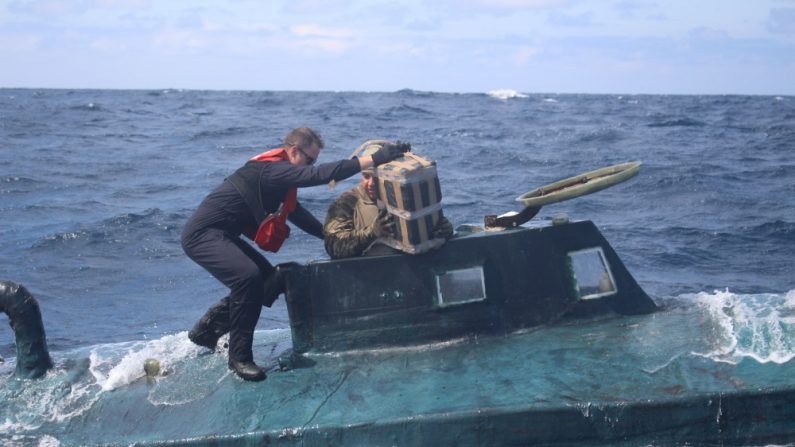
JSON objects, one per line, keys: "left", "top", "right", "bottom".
{"left": 285, "top": 127, "right": 324, "bottom": 150}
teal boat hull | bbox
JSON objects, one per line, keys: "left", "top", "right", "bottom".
{"left": 6, "top": 221, "right": 795, "bottom": 446}
{"left": 67, "top": 311, "right": 795, "bottom": 446}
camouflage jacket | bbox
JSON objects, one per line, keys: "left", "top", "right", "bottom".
{"left": 324, "top": 184, "right": 455, "bottom": 259}
{"left": 323, "top": 184, "right": 381, "bottom": 259}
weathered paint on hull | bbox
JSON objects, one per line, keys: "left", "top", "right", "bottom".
{"left": 80, "top": 313, "right": 795, "bottom": 446}
{"left": 282, "top": 220, "right": 657, "bottom": 355}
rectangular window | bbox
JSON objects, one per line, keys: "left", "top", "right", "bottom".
{"left": 568, "top": 248, "right": 617, "bottom": 300}
{"left": 435, "top": 266, "right": 487, "bottom": 307}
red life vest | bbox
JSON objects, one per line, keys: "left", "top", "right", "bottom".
{"left": 242, "top": 148, "right": 297, "bottom": 252}
{"left": 248, "top": 147, "right": 298, "bottom": 214}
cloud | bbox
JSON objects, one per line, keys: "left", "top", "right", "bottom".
{"left": 373, "top": 41, "right": 428, "bottom": 57}
{"left": 8, "top": 0, "right": 152, "bottom": 16}
{"left": 7, "top": 0, "right": 83, "bottom": 15}
{"left": 613, "top": 0, "right": 662, "bottom": 19}
{"left": 289, "top": 24, "right": 354, "bottom": 39}
{"left": 547, "top": 10, "right": 594, "bottom": 27}
{"left": 470, "top": 0, "right": 571, "bottom": 9}
{"left": 2, "top": 0, "right": 793, "bottom": 94}
{"left": 514, "top": 45, "right": 541, "bottom": 63}
{"left": 201, "top": 20, "right": 277, "bottom": 34}
{"left": 0, "top": 33, "right": 42, "bottom": 51}
{"left": 767, "top": 7, "right": 795, "bottom": 34}
{"left": 353, "top": 2, "right": 423, "bottom": 28}
{"left": 687, "top": 26, "right": 731, "bottom": 40}
{"left": 282, "top": 24, "right": 358, "bottom": 54}
{"left": 89, "top": 36, "right": 129, "bottom": 52}
{"left": 151, "top": 29, "right": 206, "bottom": 53}
{"left": 291, "top": 37, "right": 354, "bottom": 54}
{"left": 93, "top": 0, "right": 151, "bottom": 9}
{"left": 280, "top": 0, "right": 352, "bottom": 15}
{"left": 423, "top": 0, "right": 573, "bottom": 17}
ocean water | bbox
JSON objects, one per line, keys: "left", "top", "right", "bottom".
{"left": 1, "top": 89, "right": 794, "bottom": 445}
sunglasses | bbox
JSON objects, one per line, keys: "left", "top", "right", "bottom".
{"left": 295, "top": 146, "right": 316, "bottom": 166}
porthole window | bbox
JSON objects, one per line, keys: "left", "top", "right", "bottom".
{"left": 435, "top": 266, "right": 487, "bottom": 307}
{"left": 568, "top": 248, "right": 617, "bottom": 300}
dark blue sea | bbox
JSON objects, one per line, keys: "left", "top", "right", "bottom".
{"left": 1, "top": 89, "right": 794, "bottom": 446}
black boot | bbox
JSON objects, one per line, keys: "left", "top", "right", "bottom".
{"left": 188, "top": 297, "right": 231, "bottom": 350}
{"left": 228, "top": 284, "right": 266, "bottom": 381}
{"left": 228, "top": 359, "right": 266, "bottom": 381}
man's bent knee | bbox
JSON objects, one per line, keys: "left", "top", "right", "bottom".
{"left": 231, "top": 263, "right": 265, "bottom": 297}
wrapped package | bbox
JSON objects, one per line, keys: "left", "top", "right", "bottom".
{"left": 376, "top": 152, "right": 445, "bottom": 254}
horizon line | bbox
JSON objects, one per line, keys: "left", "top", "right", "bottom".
{"left": 0, "top": 86, "right": 792, "bottom": 97}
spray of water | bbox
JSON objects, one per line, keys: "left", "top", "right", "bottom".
{"left": 690, "top": 289, "right": 795, "bottom": 364}
{"left": 0, "top": 327, "right": 291, "bottom": 444}
{"left": 89, "top": 332, "right": 203, "bottom": 391}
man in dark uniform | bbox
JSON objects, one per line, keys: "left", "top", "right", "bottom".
{"left": 181, "top": 128, "right": 406, "bottom": 381}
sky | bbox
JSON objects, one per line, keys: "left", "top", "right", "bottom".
{"left": 1, "top": 0, "right": 794, "bottom": 95}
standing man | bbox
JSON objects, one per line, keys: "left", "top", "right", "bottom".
{"left": 181, "top": 128, "right": 406, "bottom": 381}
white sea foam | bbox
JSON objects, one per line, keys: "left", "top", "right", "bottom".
{"left": 89, "top": 331, "right": 203, "bottom": 391}
{"left": 38, "top": 435, "right": 61, "bottom": 447}
{"left": 487, "top": 89, "right": 528, "bottom": 100}
{"left": 88, "top": 327, "right": 290, "bottom": 392}
{"left": 0, "top": 327, "right": 291, "bottom": 441}
{"left": 145, "top": 328, "right": 290, "bottom": 406}
{"left": 0, "top": 363, "right": 101, "bottom": 433}
{"left": 0, "top": 418, "right": 39, "bottom": 435}
{"left": 689, "top": 289, "right": 795, "bottom": 364}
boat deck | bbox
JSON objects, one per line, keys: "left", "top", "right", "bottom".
{"left": 73, "top": 309, "right": 795, "bottom": 446}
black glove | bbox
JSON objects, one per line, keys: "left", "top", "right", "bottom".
{"left": 393, "top": 140, "right": 412, "bottom": 153}
{"left": 432, "top": 217, "right": 453, "bottom": 239}
{"left": 371, "top": 209, "right": 395, "bottom": 238}
{"left": 371, "top": 143, "right": 406, "bottom": 166}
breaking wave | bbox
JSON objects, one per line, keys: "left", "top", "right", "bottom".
{"left": 487, "top": 89, "right": 528, "bottom": 100}
{"left": 0, "top": 328, "right": 292, "bottom": 444}
{"left": 689, "top": 289, "right": 795, "bottom": 364}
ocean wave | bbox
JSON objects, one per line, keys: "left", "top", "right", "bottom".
{"left": 68, "top": 102, "right": 104, "bottom": 112}
{"left": 749, "top": 219, "right": 795, "bottom": 242}
{"left": 145, "top": 89, "right": 185, "bottom": 97}
{"left": 1, "top": 176, "right": 38, "bottom": 184}
{"left": 88, "top": 332, "right": 203, "bottom": 391}
{"left": 688, "top": 289, "right": 795, "bottom": 364}
{"left": 0, "top": 328, "right": 292, "bottom": 439}
{"left": 184, "top": 109, "right": 214, "bottom": 117}
{"left": 575, "top": 127, "right": 626, "bottom": 143}
{"left": 394, "top": 88, "right": 435, "bottom": 97}
{"left": 0, "top": 176, "right": 41, "bottom": 194}
{"left": 380, "top": 104, "right": 433, "bottom": 118}
{"left": 734, "top": 164, "right": 795, "bottom": 181}
{"left": 487, "top": 89, "right": 528, "bottom": 100}
{"left": 765, "top": 123, "right": 795, "bottom": 138}
{"left": 249, "top": 96, "right": 284, "bottom": 108}
{"left": 0, "top": 357, "right": 101, "bottom": 438}
{"left": 32, "top": 208, "right": 183, "bottom": 250}
{"left": 646, "top": 116, "right": 707, "bottom": 127}
{"left": 650, "top": 222, "right": 795, "bottom": 264}
{"left": 190, "top": 126, "right": 252, "bottom": 141}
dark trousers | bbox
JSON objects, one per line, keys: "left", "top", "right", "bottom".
{"left": 181, "top": 227, "right": 274, "bottom": 362}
